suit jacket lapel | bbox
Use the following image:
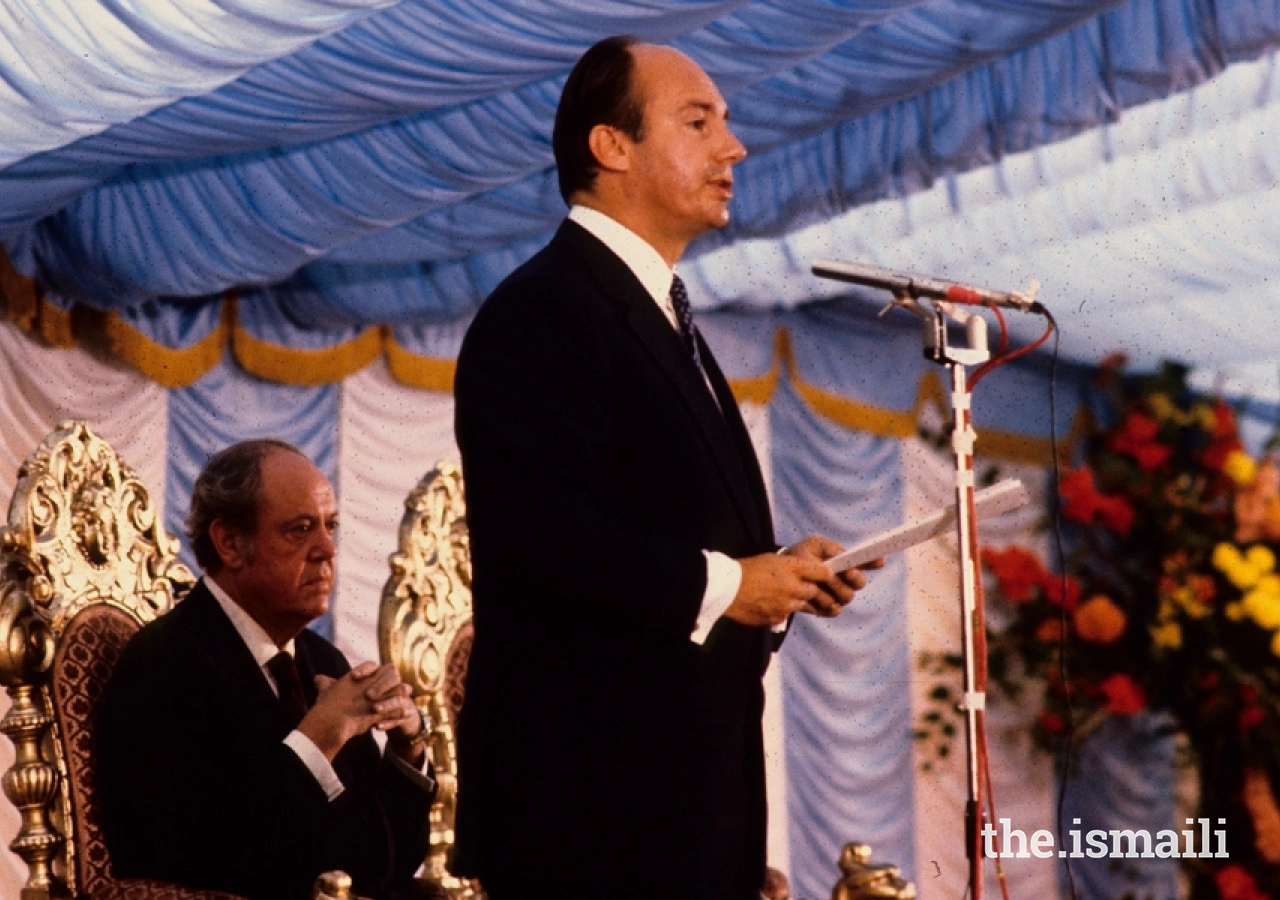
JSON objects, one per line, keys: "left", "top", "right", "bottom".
{"left": 698, "top": 331, "right": 775, "bottom": 546}
{"left": 556, "top": 222, "right": 771, "bottom": 546}
{"left": 182, "top": 583, "right": 297, "bottom": 735}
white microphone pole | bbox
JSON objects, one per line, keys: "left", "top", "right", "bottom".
{"left": 811, "top": 260, "right": 1045, "bottom": 900}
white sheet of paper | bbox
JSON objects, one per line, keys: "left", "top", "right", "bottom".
{"left": 825, "top": 478, "right": 1031, "bottom": 573}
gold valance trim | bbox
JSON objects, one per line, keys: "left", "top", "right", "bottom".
{"left": 232, "top": 308, "right": 382, "bottom": 386}
{"left": 384, "top": 334, "right": 457, "bottom": 393}
{"left": 102, "top": 302, "right": 229, "bottom": 390}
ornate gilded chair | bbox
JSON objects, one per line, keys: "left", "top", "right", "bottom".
{"left": 379, "top": 462, "right": 476, "bottom": 899}
{"left": 0, "top": 421, "right": 245, "bottom": 899}
{"left": 0, "top": 423, "right": 358, "bottom": 900}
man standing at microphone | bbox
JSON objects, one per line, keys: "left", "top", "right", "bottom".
{"left": 452, "top": 35, "right": 873, "bottom": 900}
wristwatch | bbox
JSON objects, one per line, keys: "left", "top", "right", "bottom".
{"left": 390, "top": 707, "right": 430, "bottom": 751}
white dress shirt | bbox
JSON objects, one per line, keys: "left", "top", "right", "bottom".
{"left": 205, "top": 576, "right": 347, "bottom": 799}
{"left": 568, "top": 205, "right": 743, "bottom": 643}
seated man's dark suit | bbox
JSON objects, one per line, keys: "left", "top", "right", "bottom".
{"left": 97, "top": 580, "right": 433, "bottom": 900}
{"left": 453, "top": 220, "right": 779, "bottom": 899}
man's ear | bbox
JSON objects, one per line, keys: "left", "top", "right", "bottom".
{"left": 209, "top": 519, "right": 249, "bottom": 571}
{"left": 587, "top": 123, "right": 631, "bottom": 174}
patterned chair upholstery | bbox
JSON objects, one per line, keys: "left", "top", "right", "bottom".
{"left": 379, "top": 462, "right": 476, "bottom": 899}
{"left": 0, "top": 421, "right": 243, "bottom": 899}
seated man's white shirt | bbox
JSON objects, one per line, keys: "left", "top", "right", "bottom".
{"left": 205, "top": 577, "right": 346, "bottom": 800}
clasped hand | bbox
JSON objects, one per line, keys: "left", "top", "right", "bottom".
{"left": 726, "top": 535, "right": 882, "bottom": 628}
{"left": 296, "top": 662, "right": 423, "bottom": 762}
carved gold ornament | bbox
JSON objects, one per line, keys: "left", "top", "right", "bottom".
{"left": 0, "top": 421, "right": 193, "bottom": 898}
{"left": 379, "top": 461, "right": 476, "bottom": 898}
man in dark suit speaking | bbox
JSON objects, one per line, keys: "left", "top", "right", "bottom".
{"left": 452, "top": 35, "right": 875, "bottom": 900}
{"left": 98, "top": 440, "right": 435, "bottom": 900}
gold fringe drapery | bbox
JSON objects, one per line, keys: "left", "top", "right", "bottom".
{"left": 0, "top": 250, "right": 1076, "bottom": 465}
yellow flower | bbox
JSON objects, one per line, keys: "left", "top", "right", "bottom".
{"left": 1151, "top": 621, "right": 1182, "bottom": 649}
{"left": 1147, "top": 393, "right": 1177, "bottom": 423}
{"left": 1224, "top": 449, "right": 1260, "bottom": 487}
{"left": 1194, "top": 402, "right": 1218, "bottom": 431}
{"left": 1272, "top": 630, "right": 1280, "bottom": 657}
{"left": 1227, "top": 601, "right": 1246, "bottom": 622}
{"left": 1243, "top": 587, "right": 1280, "bottom": 630}
{"left": 1249, "top": 545, "right": 1277, "bottom": 573}
{"left": 1170, "top": 584, "right": 1211, "bottom": 619}
{"left": 1213, "top": 543, "right": 1277, "bottom": 589}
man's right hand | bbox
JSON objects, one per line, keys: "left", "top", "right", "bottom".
{"left": 296, "top": 662, "right": 409, "bottom": 761}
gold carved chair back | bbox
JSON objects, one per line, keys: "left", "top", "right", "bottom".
{"left": 379, "top": 461, "right": 475, "bottom": 898}
{"left": 0, "top": 421, "right": 242, "bottom": 899}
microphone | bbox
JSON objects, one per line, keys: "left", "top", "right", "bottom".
{"left": 812, "top": 259, "right": 1044, "bottom": 313}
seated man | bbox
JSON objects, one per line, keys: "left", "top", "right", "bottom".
{"left": 98, "top": 439, "right": 435, "bottom": 900}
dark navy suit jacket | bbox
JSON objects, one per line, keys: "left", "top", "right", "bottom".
{"left": 98, "top": 581, "right": 433, "bottom": 900}
{"left": 453, "top": 220, "right": 779, "bottom": 898}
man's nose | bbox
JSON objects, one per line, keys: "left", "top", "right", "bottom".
{"left": 721, "top": 124, "right": 747, "bottom": 163}
{"left": 311, "top": 527, "right": 336, "bottom": 559}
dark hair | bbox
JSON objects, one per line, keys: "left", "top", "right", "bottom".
{"left": 553, "top": 34, "right": 645, "bottom": 204}
{"left": 186, "top": 439, "right": 304, "bottom": 573}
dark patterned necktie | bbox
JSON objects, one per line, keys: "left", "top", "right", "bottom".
{"left": 267, "top": 650, "right": 308, "bottom": 729}
{"left": 669, "top": 274, "right": 704, "bottom": 373}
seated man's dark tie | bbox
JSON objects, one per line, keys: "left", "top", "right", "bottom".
{"left": 267, "top": 650, "right": 309, "bottom": 729}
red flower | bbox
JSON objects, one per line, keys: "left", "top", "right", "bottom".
{"left": 1215, "top": 863, "right": 1268, "bottom": 900}
{"left": 1210, "top": 400, "right": 1238, "bottom": 441}
{"left": 1060, "top": 467, "right": 1136, "bottom": 536}
{"left": 1036, "top": 712, "right": 1066, "bottom": 734}
{"left": 1198, "top": 671, "right": 1222, "bottom": 690}
{"left": 1240, "top": 705, "right": 1265, "bottom": 732}
{"left": 981, "top": 546, "right": 1048, "bottom": 604}
{"left": 1108, "top": 412, "right": 1171, "bottom": 472}
{"left": 1041, "top": 573, "right": 1082, "bottom": 613}
{"left": 1095, "top": 494, "right": 1136, "bottom": 535}
{"left": 1202, "top": 402, "right": 1244, "bottom": 471}
{"left": 1094, "top": 352, "right": 1127, "bottom": 387}
{"left": 1100, "top": 673, "right": 1146, "bottom": 715}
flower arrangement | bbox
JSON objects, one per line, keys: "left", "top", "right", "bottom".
{"left": 930, "top": 359, "right": 1280, "bottom": 897}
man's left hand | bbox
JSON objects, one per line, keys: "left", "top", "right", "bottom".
{"left": 357, "top": 665, "right": 428, "bottom": 764}
{"left": 783, "top": 535, "right": 882, "bottom": 618}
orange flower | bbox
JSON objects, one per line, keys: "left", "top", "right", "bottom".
{"left": 1190, "top": 573, "right": 1217, "bottom": 605}
{"left": 1099, "top": 673, "right": 1145, "bottom": 715}
{"left": 1074, "top": 595, "right": 1127, "bottom": 643}
{"left": 981, "top": 546, "right": 1048, "bottom": 604}
{"left": 1243, "top": 769, "right": 1280, "bottom": 864}
{"left": 1235, "top": 459, "right": 1280, "bottom": 544}
{"left": 1107, "top": 411, "right": 1171, "bottom": 472}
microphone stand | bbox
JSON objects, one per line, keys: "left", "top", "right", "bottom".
{"left": 891, "top": 291, "right": 992, "bottom": 900}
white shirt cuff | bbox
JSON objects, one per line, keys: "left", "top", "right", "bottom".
{"left": 691, "top": 551, "right": 741, "bottom": 644}
{"left": 284, "top": 730, "right": 344, "bottom": 801}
